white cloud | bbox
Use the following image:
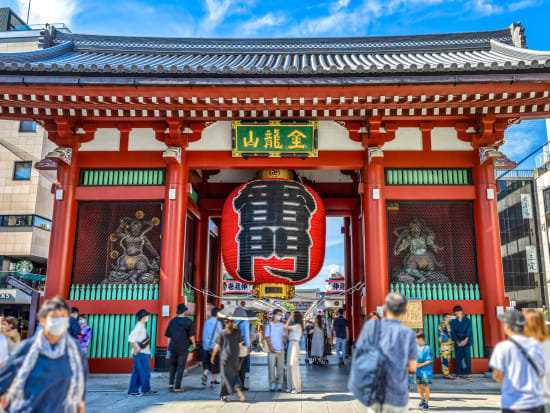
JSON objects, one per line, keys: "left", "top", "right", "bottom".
{"left": 501, "top": 120, "right": 545, "bottom": 161}
{"left": 331, "top": 0, "right": 351, "bottom": 12}
{"left": 326, "top": 238, "right": 344, "bottom": 247}
{"left": 241, "top": 12, "right": 286, "bottom": 35}
{"left": 204, "top": 0, "right": 234, "bottom": 25}
{"left": 16, "top": 0, "right": 79, "bottom": 26}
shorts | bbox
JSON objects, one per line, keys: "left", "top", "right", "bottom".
{"left": 415, "top": 376, "right": 432, "bottom": 386}
{"left": 202, "top": 350, "right": 220, "bottom": 374}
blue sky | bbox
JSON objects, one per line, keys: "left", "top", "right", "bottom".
{"left": 7, "top": 0, "right": 550, "bottom": 289}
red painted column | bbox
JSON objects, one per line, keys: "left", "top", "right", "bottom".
{"left": 343, "top": 217, "right": 352, "bottom": 336}
{"left": 192, "top": 210, "right": 209, "bottom": 340}
{"left": 212, "top": 218, "right": 223, "bottom": 308}
{"left": 351, "top": 210, "right": 364, "bottom": 340}
{"left": 44, "top": 146, "right": 80, "bottom": 300}
{"left": 157, "top": 150, "right": 188, "bottom": 346}
{"left": 473, "top": 158, "right": 506, "bottom": 348}
{"left": 362, "top": 155, "right": 388, "bottom": 314}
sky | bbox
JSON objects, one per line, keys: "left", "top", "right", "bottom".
{"left": 5, "top": 0, "right": 550, "bottom": 290}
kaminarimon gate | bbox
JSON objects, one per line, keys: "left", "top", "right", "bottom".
{"left": 0, "top": 23, "right": 549, "bottom": 373}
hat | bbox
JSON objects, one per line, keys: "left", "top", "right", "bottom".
{"left": 176, "top": 303, "right": 188, "bottom": 314}
{"left": 136, "top": 309, "right": 150, "bottom": 321}
{"left": 498, "top": 310, "right": 526, "bottom": 327}
{"left": 453, "top": 305, "right": 463, "bottom": 312}
{"left": 218, "top": 306, "right": 257, "bottom": 321}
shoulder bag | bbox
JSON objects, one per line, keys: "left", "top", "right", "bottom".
{"left": 508, "top": 337, "right": 542, "bottom": 377}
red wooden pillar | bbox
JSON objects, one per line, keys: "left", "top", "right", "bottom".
{"left": 343, "top": 217, "right": 352, "bottom": 335}
{"left": 351, "top": 209, "right": 364, "bottom": 340}
{"left": 192, "top": 210, "right": 209, "bottom": 340}
{"left": 473, "top": 158, "right": 506, "bottom": 348}
{"left": 362, "top": 154, "right": 388, "bottom": 314}
{"left": 157, "top": 150, "right": 188, "bottom": 346}
{"left": 212, "top": 218, "right": 223, "bottom": 308}
{"left": 44, "top": 146, "right": 80, "bottom": 299}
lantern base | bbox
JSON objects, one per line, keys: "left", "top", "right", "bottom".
{"left": 253, "top": 283, "right": 295, "bottom": 300}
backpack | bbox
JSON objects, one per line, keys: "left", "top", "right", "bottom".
{"left": 348, "top": 319, "right": 386, "bottom": 406}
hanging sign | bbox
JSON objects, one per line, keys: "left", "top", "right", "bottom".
{"left": 232, "top": 121, "right": 318, "bottom": 158}
{"left": 521, "top": 194, "right": 533, "bottom": 219}
{"left": 525, "top": 245, "right": 538, "bottom": 273}
{"left": 222, "top": 179, "right": 326, "bottom": 285}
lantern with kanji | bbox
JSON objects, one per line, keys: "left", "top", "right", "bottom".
{"left": 222, "top": 172, "right": 325, "bottom": 297}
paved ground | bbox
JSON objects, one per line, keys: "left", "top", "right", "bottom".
{"left": 86, "top": 352, "right": 503, "bottom": 412}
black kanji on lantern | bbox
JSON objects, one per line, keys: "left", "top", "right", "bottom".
{"left": 233, "top": 180, "right": 317, "bottom": 283}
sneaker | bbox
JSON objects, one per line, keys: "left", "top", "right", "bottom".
{"left": 286, "top": 388, "right": 292, "bottom": 393}
{"left": 290, "top": 390, "right": 298, "bottom": 394}
{"left": 143, "top": 390, "right": 158, "bottom": 396}
{"left": 211, "top": 380, "right": 220, "bottom": 385}
{"left": 270, "top": 384, "right": 275, "bottom": 392}
{"left": 277, "top": 384, "right": 283, "bottom": 392}
{"left": 237, "top": 389, "right": 246, "bottom": 402}
{"left": 418, "top": 400, "right": 424, "bottom": 407}
{"left": 128, "top": 392, "right": 142, "bottom": 396}
{"left": 201, "top": 375, "right": 207, "bottom": 386}
{"left": 423, "top": 402, "right": 429, "bottom": 411}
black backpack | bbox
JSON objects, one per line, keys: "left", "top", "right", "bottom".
{"left": 348, "top": 319, "right": 386, "bottom": 406}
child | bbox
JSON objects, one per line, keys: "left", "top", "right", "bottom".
{"left": 438, "top": 313, "right": 456, "bottom": 379}
{"left": 416, "top": 331, "right": 433, "bottom": 411}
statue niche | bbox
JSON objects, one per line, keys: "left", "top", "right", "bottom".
{"left": 107, "top": 210, "right": 160, "bottom": 284}
{"left": 392, "top": 218, "right": 450, "bottom": 284}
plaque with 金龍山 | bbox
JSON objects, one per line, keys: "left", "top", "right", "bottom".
{"left": 232, "top": 121, "right": 318, "bottom": 158}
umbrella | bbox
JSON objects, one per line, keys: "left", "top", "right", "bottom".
{"left": 218, "top": 306, "right": 258, "bottom": 321}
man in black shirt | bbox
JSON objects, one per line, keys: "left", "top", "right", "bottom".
{"left": 333, "top": 309, "right": 349, "bottom": 366}
{"left": 165, "top": 303, "right": 196, "bottom": 392}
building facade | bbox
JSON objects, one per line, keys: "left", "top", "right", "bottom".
{"left": 497, "top": 171, "right": 547, "bottom": 308}
{"left": 0, "top": 23, "right": 549, "bottom": 373}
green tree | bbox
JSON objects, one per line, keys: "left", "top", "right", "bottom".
{"left": 281, "top": 302, "right": 296, "bottom": 312}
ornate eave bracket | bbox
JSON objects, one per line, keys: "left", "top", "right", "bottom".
{"left": 154, "top": 120, "right": 206, "bottom": 148}
{"left": 344, "top": 118, "right": 397, "bottom": 148}
{"left": 456, "top": 114, "right": 508, "bottom": 149}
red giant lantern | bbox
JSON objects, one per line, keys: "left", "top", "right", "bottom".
{"left": 222, "top": 178, "right": 326, "bottom": 286}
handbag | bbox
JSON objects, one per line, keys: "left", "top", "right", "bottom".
{"left": 237, "top": 321, "right": 249, "bottom": 358}
{"left": 508, "top": 337, "right": 542, "bottom": 376}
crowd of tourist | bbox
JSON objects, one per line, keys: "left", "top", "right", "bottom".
{"left": 0, "top": 294, "right": 546, "bottom": 411}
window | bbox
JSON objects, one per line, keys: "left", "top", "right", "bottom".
{"left": 19, "top": 121, "right": 36, "bottom": 133}
{"left": 32, "top": 216, "right": 51, "bottom": 231}
{"left": 0, "top": 215, "right": 51, "bottom": 231}
{"left": 13, "top": 161, "right": 32, "bottom": 180}
{"left": 543, "top": 188, "right": 550, "bottom": 226}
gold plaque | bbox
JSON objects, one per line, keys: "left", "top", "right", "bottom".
{"left": 253, "top": 283, "right": 295, "bottom": 300}
{"left": 256, "top": 169, "right": 294, "bottom": 180}
{"left": 402, "top": 299, "right": 423, "bottom": 329}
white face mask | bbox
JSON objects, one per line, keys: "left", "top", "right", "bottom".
{"left": 46, "top": 317, "right": 69, "bottom": 336}
{"left": 275, "top": 315, "right": 282, "bottom": 321}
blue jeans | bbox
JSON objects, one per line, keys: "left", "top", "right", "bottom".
{"left": 128, "top": 353, "right": 151, "bottom": 394}
{"left": 245, "top": 354, "right": 250, "bottom": 373}
{"left": 336, "top": 337, "right": 347, "bottom": 361}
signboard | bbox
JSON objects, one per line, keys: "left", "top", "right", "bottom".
{"left": 525, "top": 245, "right": 539, "bottom": 273}
{"left": 16, "top": 260, "right": 33, "bottom": 275}
{"left": 402, "top": 299, "right": 423, "bottom": 329}
{"left": 232, "top": 121, "right": 318, "bottom": 158}
{"left": 253, "top": 283, "right": 295, "bottom": 300}
{"left": 6, "top": 276, "right": 34, "bottom": 296}
{"left": 521, "top": 194, "right": 533, "bottom": 219}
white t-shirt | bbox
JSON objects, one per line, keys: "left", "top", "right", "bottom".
{"left": 265, "top": 322, "right": 285, "bottom": 353}
{"left": 288, "top": 324, "right": 303, "bottom": 341}
{"left": 128, "top": 322, "right": 150, "bottom": 355}
{"left": 0, "top": 335, "right": 8, "bottom": 364}
{"left": 489, "top": 335, "right": 546, "bottom": 410}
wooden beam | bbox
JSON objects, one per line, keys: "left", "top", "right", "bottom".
{"left": 75, "top": 186, "right": 165, "bottom": 201}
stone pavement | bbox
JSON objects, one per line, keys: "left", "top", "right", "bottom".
{"left": 85, "top": 352, "right": 503, "bottom": 413}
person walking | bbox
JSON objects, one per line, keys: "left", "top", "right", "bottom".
{"left": 128, "top": 309, "right": 157, "bottom": 396}
{"left": 265, "top": 309, "right": 285, "bottom": 391}
{"left": 211, "top": 308, "right": 249, "bottom": 402}
{"left": 284, "top": 311, "right": 303, "bottom": 393}
{"left": 0, "top": 317, "right": 20, "bottom": 355}
{"left": 450, "top": 305, "right": 473, "bottom": 380}
{"left": 438, "top": 313, "right": 456, "bottom": 380}
{"left": 349, "top": 293, "right": 417, "bottom": 412}
{"left": 490, "top": 310, "right": 546, "bottom": 413}
{"left": 164, "top": 303, "right": 196, "bottom": 393}
{"left": 0, "top": 297, "right": 87, "bottom": 412}
{"left": 333, "top": 309, "right": 349, "bottom": 366}
{"left": 68, "top": 307, "right": 80, "bottom": 340}
{"left": 416, "top": 331, "right": 433, "bottom": 411}
{"left": 237, "top": 316, "right": 251, "bottom": 391}
{"left": 77, "top": 315, "right": 92, "bottom": 356}
{"left": 521, "top": 309, "right": 550, "bottom": 413}
{"left": 305, "top": 320, "right": 313, "bottom": 358}
{"left": 310, "top": 314, "right": 326, "bottom": 364}
{"left": 201, "top": 307, "right": 223, "bottom": 386}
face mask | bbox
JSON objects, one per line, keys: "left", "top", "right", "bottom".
{"left": 275, "top": 315, "right": 282, "bottom": 321}
{"left": 46, "top": 317, "right": 69, "bottom": 336}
